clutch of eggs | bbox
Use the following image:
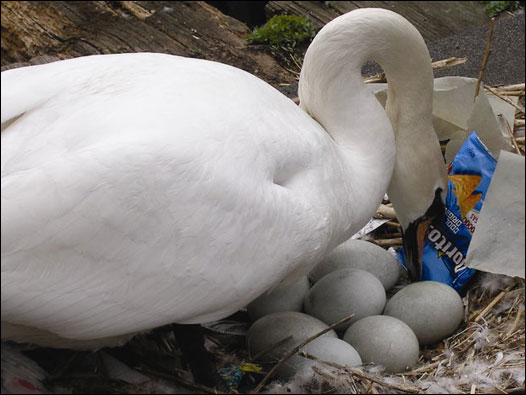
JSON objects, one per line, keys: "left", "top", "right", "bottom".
{"left": 245, "top": 241, "right": 465, "bottom": 375}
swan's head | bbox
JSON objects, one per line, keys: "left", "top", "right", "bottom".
{"left": 401, "top": 187, "right": 446, "bottom": 281}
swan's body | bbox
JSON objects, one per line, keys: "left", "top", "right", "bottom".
{"left": 1, "top": 8, "right": 446, "bottom": 348}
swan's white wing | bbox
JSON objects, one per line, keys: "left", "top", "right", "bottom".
{"left": 1, "top": 54, "right": 354, "bottom": 342}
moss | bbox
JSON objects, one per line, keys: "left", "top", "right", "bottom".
{"left": 246, "top": 14, "right": 314, "bottom": 46}
{"left": 482, "top": 1, "right": 523, "bottom": 17}
{"left": 246, "top": 15, "right": 315, "bottom": 69}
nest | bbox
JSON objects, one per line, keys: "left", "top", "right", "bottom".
{"left": 265, "top": 273, "right": 524, "bottom": 394}
{"left": 33, "top": 272, "right": 522, "bottom": 395}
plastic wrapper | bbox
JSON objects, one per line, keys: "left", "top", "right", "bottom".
{"left": 218, "top": 363, "right": 261, "bottom": 389}
{"left": 398, "top": 131, "right": 497, "bottom": 292}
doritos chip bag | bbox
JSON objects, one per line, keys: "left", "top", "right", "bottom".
{"left": 399, "top": 131, "right": 497, "bottom": 292}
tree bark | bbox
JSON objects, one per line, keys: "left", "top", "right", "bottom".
{"left": 1, "top": 1, "right": 295, "bottom": 87}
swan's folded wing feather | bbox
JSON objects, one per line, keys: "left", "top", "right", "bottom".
{"left": 1, "top": 62, "right": 67, "bottom": 127}
{"left": 1, "top": 132, "right": 332, "bottom": 341}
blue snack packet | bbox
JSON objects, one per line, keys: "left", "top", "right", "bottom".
{"left": 398, "top": 131, "right": 497, "bottom": 292}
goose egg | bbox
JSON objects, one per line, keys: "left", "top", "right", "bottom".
{"left": 343, "top": 315, "right": 419, "bottom": 373}
{"left": 383, "top": 281, "right": 464, "bottom": 345}
{"left": 247, "top": 311, "right": 337, "bottom": 364}
{"left": 276, "top": 337, "right": 362, "bottom": 379}
{"left": 247, "top": 276, "right": 310, "bottom": 321}
{"left": 304, "top": 269, "right": 386, "bottom": 331}
{"left": 310, "top": 239, "right": 400, "bottom": 290}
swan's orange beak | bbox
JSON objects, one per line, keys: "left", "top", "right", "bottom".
{"left": 402, "top": 188, "right": 445, "bottom": 281}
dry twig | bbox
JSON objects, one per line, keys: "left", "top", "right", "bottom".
{"left": 473, "top": 285, "right": 513, "bottom": 322}
{"left": 364, "top": 57, "right": 467, "bottom": 83}
{"left": 372, "top": 238, "right": 403, "bottom": 247}
{"left": 485, "top": 85, "right": 526, "bottom": 114}
{"left": 474, "top": 18, "right": 496, "bottom": 101}
{"left": 503, "top": 118, "right": 522, "bottom": 155}
{"left": 375, "top": 204, "right": 397, "bottom": 219}
{"left": 250, "top": 335, "right": 293, "bottom": 361}
{"left": 494, "top": 83, "right": 525, "bottom": 92}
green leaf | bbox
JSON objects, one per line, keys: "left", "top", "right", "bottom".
{"left": 482, "top": 1, "right": 521, "bottom": 17}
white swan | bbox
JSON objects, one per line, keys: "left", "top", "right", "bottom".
{"left": 1, "top": 8, "right": 446, "bottom": 349}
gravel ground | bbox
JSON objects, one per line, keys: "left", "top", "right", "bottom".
{"left": 280, "top": 13, "right": 524, "bottom": 98}
{"left": 428, "top": 13, "right": 525, "bottom": 86}
{"left": 376, "top": 12, "right": 526, "bottom": 86}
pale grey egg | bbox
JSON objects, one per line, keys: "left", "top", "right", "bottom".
{"left": 383, "top": 281, "right": 464, "bottom": 345}
{"left": 309, "top": 239, "right": 400, "bottom": 290}
{"left": 247, "top": 311, "right": 337, "bottom": 365}
{"left": 247, "top": 276, "right": 310, "bottom": 321}
{"left": 304, "top": 269, "right": 386, "bottom": 331}
{"left": 343, "top": 315, "right": 419, "bottom": 373}
{"left": 276, "top": 337, "right": 362, "bottom": 379}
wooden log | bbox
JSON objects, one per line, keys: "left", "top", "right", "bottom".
{"left": 265, "top": 1, "right": 488, "bottom": 42}
{"left": 0, "top": 1, "right": 295, "bottom": 88}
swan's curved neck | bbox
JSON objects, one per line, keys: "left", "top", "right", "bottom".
{"left": 299, "top": 9, "right": 441, "bottom": 230}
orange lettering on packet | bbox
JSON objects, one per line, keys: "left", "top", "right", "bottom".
{"left": 448, "top": 174, "right": 482, "bottom": 218}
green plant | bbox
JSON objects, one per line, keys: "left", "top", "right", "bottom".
{"left": 246, "top": 15, "right": 315, "bottom": 69}
{"left": 482, "top": 1, "right": 522, "bottom": 17}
